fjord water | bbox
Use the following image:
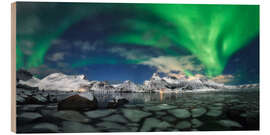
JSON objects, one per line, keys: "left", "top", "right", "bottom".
{"left": 94, "top": 88, "right": 259, "bottom": 107}
{"left": 17, "top": 88, "right": 259, "bottom": 132}
{"left": 91, "top": 88, "right": 259, "bottom": 131}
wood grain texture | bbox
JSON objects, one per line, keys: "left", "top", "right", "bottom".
{"left": 11, "top": 2, "right": 16, "bottom": 133}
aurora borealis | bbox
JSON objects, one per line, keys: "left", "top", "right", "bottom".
{"left": 16, "top": 2, "right": 259, "bottom": 84}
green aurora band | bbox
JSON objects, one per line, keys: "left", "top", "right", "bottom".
{"left": 16, "top": 3, "right": 259, "bottom": 77}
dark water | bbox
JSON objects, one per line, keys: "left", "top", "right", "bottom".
{"left": 17, "top": 88, "right": 259, "bottom": 133}
{"left": 94, "top": 89, "right": 259, "bottom": 108}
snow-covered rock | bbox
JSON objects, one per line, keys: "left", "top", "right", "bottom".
{"left": 19, "top": 73, "right": 91, "bottom": 91}
{"left": 19, "top": 77, "right": 41, "bottom": 87}
{"left": 143, "top": 73, "right": 169, "bottom": 90}
{"left": 115, "top": 80, "right": 143, "bottom": 92}
{"left": 58, "top": 92, "right": 98, "bottom": 111}
{"left": 237, "top": 83, "right": 259, "bottom": 89}
{"left": 143, "top": 72, "right": 230, "bottom": 91}
{"left": 151, "top": 72, "right": 162, "bottom": 81}
{"left": 162, "top": 76, "right": 179, "bottom": 84}
{"left": 90, "top": 81, "right": 115, "bottom": 91}
{"left": 144, "top": 79, "right": 168, "bottom": 90}
{"left": 18, "top": 71, "right": 257, "bottom": 93}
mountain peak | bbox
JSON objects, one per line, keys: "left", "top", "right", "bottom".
{"left": 18, "top": 70, "right": 258, "bottom": 92}
{"left": 151, "top": 72, "right": 162, "bottom": 81}
{"left": 19, "top": 72, "right": 90, "bottom": 91}
{"left": 16, "top": 69, "right": 33, "bottom": 81}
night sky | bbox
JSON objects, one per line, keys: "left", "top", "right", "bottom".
{"left": 16, "top": 2, "right": 259, "bottom": 84}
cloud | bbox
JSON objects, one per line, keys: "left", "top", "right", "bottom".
{"left": 109, "top": 47, "right": 205, "bottom": 77}
{"left": 211, "top": 74, "right": 235, "bottom": 84}
{"left": 74, "top": 40, "right": 100, "bottom": 52}
{"left": 186, "top": 74, "right": 208, "bottom": 80}
{"left": 109, "top": 47, "right": 151, "bottom": 60}
{"left": 28, "top": 65, "right": 60, "bottom": 78}
{"left": 48, "top": 52, "right": 65, "bottom": 61}
{"left": 167, "top": 71, "right": 187, "bottom": 79}
{"left": 57, "top": 62, "right": 69, "bottom": 68}
{"left": 141, "top": 55, "right": 204, "bottom": 73}
{"left": 167, "top": 71, "right": 235, "bottom": 84}
{"left": 167, "top": 70, "right": 235, "bottom": 84}
{"left": 28, "top": 64, "right": 73, "bottom": 78}
{"left": 19, "top": 40, "right": 35, "bottom": 55}
{"left": 17, "top": 15, "right": 41, "bottom": 35}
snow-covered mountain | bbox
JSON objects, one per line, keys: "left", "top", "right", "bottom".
{"left": 115, "top": 80, "right": 144, "bottom": 92}
{"left": 18, "top": 71, "right": 258, "bottom": 92}
{"left": 19, "top": 73, "right": 91, "bottom": 91}
{"left": 144, "top": 72, "right": 235, "bottom": 91}
{"left": 90, "top": 81, "right": 115, "bottom": 91}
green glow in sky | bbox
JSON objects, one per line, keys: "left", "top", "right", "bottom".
{"left": 16, "top": 3, "right": 102, "bottom": 69}
{"left": 108, "top": 4, "right": 259, "bottom": 76}
{"left": 16, "top": 3, "right": 259, "bottom": 77}
{"left": 157, "top": 5, "right": 259, "bottom": 76}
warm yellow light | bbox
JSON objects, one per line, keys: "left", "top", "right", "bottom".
{"left": 160, "top": 88, "right": 165, "bottom": 101}
{"left": 76, "top": 88, "right": 87, "bottom": 92}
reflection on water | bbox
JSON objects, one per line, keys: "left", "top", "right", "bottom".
{"left": 160, "top": 89, "right": 164, "bottom": 101}
{"left": 93, "top": 88, "right": 259, "bottom": 108}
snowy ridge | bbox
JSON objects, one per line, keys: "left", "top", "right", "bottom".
{"left": 18, "top": 71, "right": 258, "bottom": 92}
{"left": 143, "top": 72, "right": 232, "bottom": 91}
{"left": 19, "top": 73, "right": 90, "bottom": 91}
{"left": 115, "top": 80, "right": 144, "bottom": 92}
